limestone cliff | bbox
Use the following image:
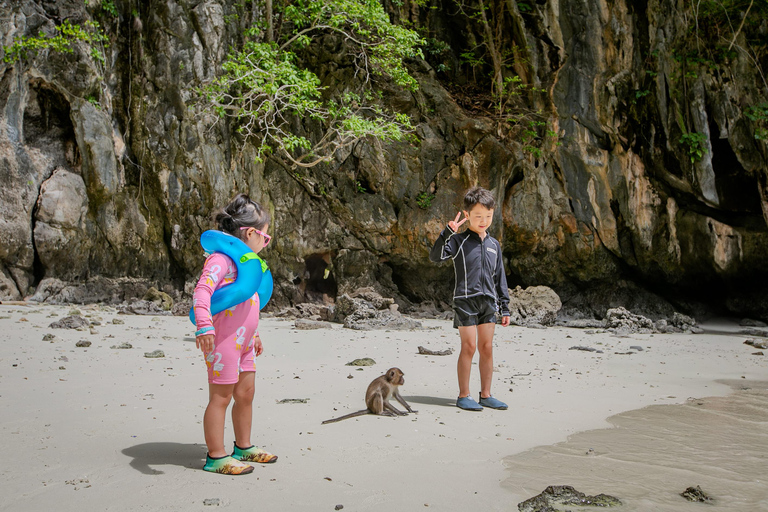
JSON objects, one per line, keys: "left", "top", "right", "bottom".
{"left": 0, "top": 0, "right": 766, "bottom": 319}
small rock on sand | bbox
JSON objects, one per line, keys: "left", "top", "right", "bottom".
{"left": 144, "top": 350, "right": 164, "bottom": 358}
{"left": 417, "top": 346, "right": 453, "bottom": 356}
{"left": 680, "top": 486, "right": 712, "bottom": 502}
{"left": 110, "top": 342, "right": 133, "bottom": 349}
{"left": 75, "top": 340, "right": 91, "bottom": 348}
{"left": 49, "top": 316, "right": 89, "bottom": 330}
{"left": 294, "top": 318, "right": 334, "bottom": 330}
{"left": 346, "top": 358, "right": 376, "bottom": 366}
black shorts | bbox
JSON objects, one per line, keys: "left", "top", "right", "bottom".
{"left": 452, "top": 295, "right": 497, "bottom": 328}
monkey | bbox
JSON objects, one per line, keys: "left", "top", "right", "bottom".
{"left": 322, "top": 367, "right": 417, "bottom": 424}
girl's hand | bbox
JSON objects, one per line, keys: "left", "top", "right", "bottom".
{"left": 254, "top": 336, "right": 263, "bottom": 357}
{"left": 196, "top": 334, "right": 215, "bottom": 354}
{"left": 448, "top": 211, "right": 467, "bottom": 232}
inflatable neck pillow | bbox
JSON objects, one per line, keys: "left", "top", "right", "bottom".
{"left": 189, "top": 230, "right": 273, "bottom": 324}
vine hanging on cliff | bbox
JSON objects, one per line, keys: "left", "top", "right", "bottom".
{"left": 200, "top": 0, "right": 425, "bottom": 168}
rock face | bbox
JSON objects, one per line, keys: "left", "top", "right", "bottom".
{"left": 0, "top": 1, "right": 766, "bottom": 319}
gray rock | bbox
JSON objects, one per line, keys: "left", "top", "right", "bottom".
{"left": 119, "top": 300, "right": 173, "bottom": 316}
{"left": 518, "top": 485, "right": 621, "bottom": 511}
{"left": 144, "top": 350, "right": 165, "bottom": 358}
{"left": 740, "top": 318, "right": 767, "bottom": 327}
{"left": 556, "top": 319, "right": 605, "bottom": 328}
{"left": 295, "top": 318, "right": 334, "bottom": 330}
{"left": 346, "top": 358, "right": 376, "bottom": 366}
{"left": 75, "top": 340, "right": 91, "bottom": 347}
{"left": 417, "top": 346, "right": 453, "bottom": 356}
{"left": 335, "top": 293, "right": 421, "bottom": 331}
{"left": 43, "top": 334, "right": 56, "bottom": 341}
{"left": 744, "top": 339, "right": 768, "bottom": 350}
{"left": 203, "top": 498, "right": 221, "bottom": 506}
{"left": 680, "top": 486, "right": 712, "bottom": 503}
{"left": 49, "top": 315, "right": 90, "bottom": 330}
{"left": 110, "top": 342, "right": 133, "bottom": 349}
{"left": 507, "top": 286, "right": 562, "bottom": 326}
{"left": 740, "top": 327, "right": 768, "bottom": 338}
{"left": 143, "top": 287, "right": 174, "bottom": 311}
{"left": 569, "top": 346, "right": 604, "bottom": 353}
{"left": 605, "top": 307, "right": 654, "bottom": 334}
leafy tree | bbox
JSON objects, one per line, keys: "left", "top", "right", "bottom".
{"left": 201, "top": 0, "right": 425, "bottom": 167}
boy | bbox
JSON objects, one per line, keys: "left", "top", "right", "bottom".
{"left": 429, "top": 186, "right": 511, "bottom": 411}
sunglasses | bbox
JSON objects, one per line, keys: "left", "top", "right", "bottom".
{"left": 240, "top": 227, "right": 271, "bottom": 246}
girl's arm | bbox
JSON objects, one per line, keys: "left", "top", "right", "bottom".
{"left": 193, "top": 253, "right": 230, "bottom": 337}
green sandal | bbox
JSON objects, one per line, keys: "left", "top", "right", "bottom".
{"left": 203, "top": 454, "right": 254, "bottom": 475}
{"left": 232, "top": 443, "right": 278, "bottom": 464}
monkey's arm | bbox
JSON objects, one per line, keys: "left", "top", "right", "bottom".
{"left": 394, "top": 391, "right": 418, "bottom": 413}
{"left": 321, "top": 410, "right": 370, "bottom": 424}
{"left": 382, "top": 401, "right": 408, "bottom": 416}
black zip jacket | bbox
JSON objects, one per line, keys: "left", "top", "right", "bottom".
{"left": 429, "top": 226, "right": 510, "bottom": 316}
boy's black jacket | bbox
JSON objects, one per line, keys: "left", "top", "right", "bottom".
{"left": 429, "top": 226, "right": 510, "bottom": 316}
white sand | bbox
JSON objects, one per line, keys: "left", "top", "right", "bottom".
{"left": 0, "top": 303, "right": 764, "bottom": 511}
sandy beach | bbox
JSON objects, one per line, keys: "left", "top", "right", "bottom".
{"left": 1, "top": 303, "right": 766, "bottom": 511}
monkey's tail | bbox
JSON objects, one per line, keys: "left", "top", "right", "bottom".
{"left": 321, "top": 410, "right": 370, "bottom": 424}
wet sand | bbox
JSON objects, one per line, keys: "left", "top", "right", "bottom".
{"left": 503, "top": 381, "right": 768, "bottom": 511}
{"left": 0, "top": 303, "right": 765, "bottom": 511}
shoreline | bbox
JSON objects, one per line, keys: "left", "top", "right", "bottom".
{"left": 0, "top": 303, "right": 765, "bottom": 511}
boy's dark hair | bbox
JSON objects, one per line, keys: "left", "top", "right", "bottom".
{"left": 463, "top": 186, "right": 495, "bottom": 211}
{"left": 215, "top": 193, "right": 270, "bottom": 239}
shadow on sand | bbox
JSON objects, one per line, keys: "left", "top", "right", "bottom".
{"left": 122, "top": 442, "right": 207, "bottom": 475}
{"left": 403, "top": 395, "right": 456, "bottom": 408}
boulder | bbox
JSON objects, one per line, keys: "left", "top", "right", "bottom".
{"left": 605, "top": 307, "right": 654, "bottom": 334}
{"left": 507, "top": 286, "right": 562, "bottom": 326}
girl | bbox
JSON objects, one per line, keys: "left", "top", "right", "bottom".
{"left": 193, "top": 193, "right": 277, "bottom": 475}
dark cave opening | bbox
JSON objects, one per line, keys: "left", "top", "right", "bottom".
{"left": 300, "top": 252, "right": 338, "bottom": 301}
{"left": 708, "top": 120, "right": 762, "bottom": 214}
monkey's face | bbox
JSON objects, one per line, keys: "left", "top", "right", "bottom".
{"left": 387, "top": 368, "right": 405, "bottom": 385}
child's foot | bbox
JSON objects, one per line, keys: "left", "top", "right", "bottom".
{"left": 232, "top": 443, "right": 278, "bottom": 464}
{"left": 479, "top": 395, "right": 508, "bottom": 410}
{"left": 456, "top": 396, "right": 483, "bottom": 411}
{"left": 203, "top": 454, "right": 254, "bottom": 475}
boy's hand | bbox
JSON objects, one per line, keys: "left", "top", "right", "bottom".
{"left": 448, "top": 212, "right": 468, "bottom": 232}
{"left": 501, "top": 315, "right": 510, "bottom": 327}
{"left": 196, "top": 334, "right": 215, "bottom": 354}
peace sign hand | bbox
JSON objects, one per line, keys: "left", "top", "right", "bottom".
{"left": 447, "top": 212, "right": 467, "bottom": 232}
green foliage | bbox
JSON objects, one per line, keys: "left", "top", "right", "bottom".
{"left": 416, "top": 192, "right": 435, "bottom": 209}
{"left": 680, "top": 132, "right": 707, "bottom": 163}
{"left": 355, "top": 180, "right": 367, "bottom": 193}
{"left": 745, "top": 102, "right": 768, "bottom": 140}
{"left": 2, "top": 20, "right": 108, "bottom": 64}
{"left": 100, "top": 0, "right": 119, "bottom": 17}
{"left": 202, "top": 0, "right": 424, "bottom": 167}
{"left": 516, "top": 1, "right": 532, "bottom": 12}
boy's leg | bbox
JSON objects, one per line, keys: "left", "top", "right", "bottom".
{"left": 204, "top": 383, "right": 235, "bottom": 458}
{"left": 476, "top": 322, "right": 495, "bottom": 399}
{"left": 457, "top": 326, "right": 477, "bottom": 397}
{"left": 232, "top": 371, "right": 255, "bottom": 449}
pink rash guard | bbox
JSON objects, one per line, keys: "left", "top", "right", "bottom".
{"left": 193, "top": 252, "right": 260, "bottom": 384}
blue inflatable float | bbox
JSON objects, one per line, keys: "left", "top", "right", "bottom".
{"left": 189, "top": 230, "right": 273, "bottom": 324}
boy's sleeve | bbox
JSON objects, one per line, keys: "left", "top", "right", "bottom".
{"left": 429, "top": 226, "right": 457, "bottom": 262}
{"left": 193, "top": 253, "right": 229, "bottom": 334}
{"left": 495, "top": 240, "right": 510, "bottom": 316}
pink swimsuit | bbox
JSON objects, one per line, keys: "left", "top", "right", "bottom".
{"left": 193, "top": 252, "right": 260, "bottom": 384}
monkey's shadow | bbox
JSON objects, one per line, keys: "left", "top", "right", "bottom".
{"left": 403, "top": 395, "right": 456, "bottom": 408}
{"left": 122, "top": 442, "right": 207, "bottom": 475}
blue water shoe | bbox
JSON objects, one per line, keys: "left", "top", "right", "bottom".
{"left": 456, "top": 396, "right": 483, "bottom": 411}
{"left": 479, "top": 395, "right": 508, "bottom": 410}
